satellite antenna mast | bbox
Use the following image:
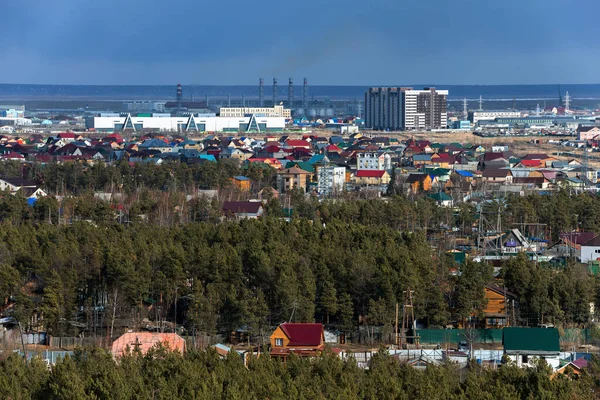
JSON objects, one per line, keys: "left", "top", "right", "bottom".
{"left": 564, "top": 91, "right": 571, "bottom": 112}
{"left": 463, "top": 98, "right": 468, "bottom": 120}
{"left": 478, "top": 95, "right": 483, "bottom": 111}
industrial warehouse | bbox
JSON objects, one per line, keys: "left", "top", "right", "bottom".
{"left": 86, "top": 113, "right": 287, "bottom": 133}
{"left": 84, "top": 83, "right": 290, "bottom": 134}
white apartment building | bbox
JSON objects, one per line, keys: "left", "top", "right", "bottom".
{"left": 403, "top": 88, "right": 448, "bottom": 130}
{"left": 468, "top": 111, "right": 520, "bottom": 124}
{"left": 317, "top": 166, "right": 346, "bottom": 196}
{"left": 219, "top": 105, "right": 291, "bottom": 119}
{"left": 364, "top": 87, "right": 448, "bottom": 130}
{"left": 357, "top": 152, "right": 392, "bottom": 171}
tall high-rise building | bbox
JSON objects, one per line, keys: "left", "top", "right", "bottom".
{"left": 364, "top": 87, "right": 408, "bottom": 131}
{"left": 364, "top": 87, "right": 448, "bottom": 131}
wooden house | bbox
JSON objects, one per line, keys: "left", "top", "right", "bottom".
{"left": 230, "top": 176, "right": 251, "bottom": 191}
{"left": 270, "top": 323, "right": 325, "bottom": 359}
{"left": 222, "top": 201, "right": 264, "bottom": 219}
{"left": 354, "top": 170, "right": 390, "bottom": 186}
{"left": 480, "top": 284, "right": 517, "bottom": 328}
{"left": 276, "top": 165, "right": 313, "bottom": 193}
{"left": 405, "top": 173, "right": 433, "bottom": 193}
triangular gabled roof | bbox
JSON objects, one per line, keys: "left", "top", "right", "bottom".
{"left": 426, "top": 192, "right": 452, "bottom": 202}
{"left": 486, "top": 283, "right": 517, "bottom": 300}
{"left": 406, "top": 173, "right": 429, "bottom": 183}
{"left": 284, "top": 161, "right": 314, "bottom": 173}
{"left": 222, "top": 201, "right": 262, "bottom": 214}
{"left": 280, "top": 165, "right": 312, "bottom": 175}
{"left": 279, "top": 323, "right": 324, "bottom": 346}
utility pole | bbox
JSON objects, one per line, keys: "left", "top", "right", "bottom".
{"left": 504, "top": 285, "right": 509, "bottom": 326}
{"left": 174, "top": 286, "right": 178, "bottom": 333}
{"left": 512, "top": 300, "right": 516, "bottom": 326}
{"left": 288, "top": 300, "right": 297, "bottom": 323}
{"left": 395, "top": 303, "right": 399, "bottom": 346}
{"left": 400, "top": 288, "right": 417, "bottom": 349}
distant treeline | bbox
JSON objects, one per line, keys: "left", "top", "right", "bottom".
{"left": 14, "top": 159, "right": 273, "bottom": 194}
{"left": 0, "top": 347, "right": 597, "bottom": 399}
{"left": 0, "top": 159, "right": 596, "bottom": 237}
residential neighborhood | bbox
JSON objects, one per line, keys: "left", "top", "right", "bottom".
{"left": 1, "top": 129, "right": 600, "bottom": 388}
{"left": 0, "top": 131, "right": 598, "bottom": 201}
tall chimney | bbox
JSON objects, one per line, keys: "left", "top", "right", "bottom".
{"left": 303, "top": 78, "right": 308, "bottom": 109}
{"left": 288, "top": 77, "right": 294, "bottom": 107}
{"left": 259, "top": 78, "right": 264, "bottom": 107}
{"left": 272, "top": 78, "right": 278, "bottom": 106}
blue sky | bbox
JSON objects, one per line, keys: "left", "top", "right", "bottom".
{"left": 1, "top": 0, "right": 599, "bottom": 85}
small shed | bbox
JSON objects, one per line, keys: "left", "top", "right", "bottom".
{"left": 503, "top": 327, "right": 560, "bottom": 369}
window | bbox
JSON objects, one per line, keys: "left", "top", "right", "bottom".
{"left": 275, "top": 338, "right": 283, "bottom": 347}
{"left": 522, "top": 355, "right": 528, "bottom": 364}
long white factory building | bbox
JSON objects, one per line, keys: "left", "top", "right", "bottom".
{"left": 86, "top": 113, "right": 287, "bottom": 133}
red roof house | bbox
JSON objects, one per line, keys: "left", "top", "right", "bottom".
{"left": 354, "top": 169, "right": 391, "bottom": 185}
{"left": 518, "top": 159, "right": 543, "bottom": 168}
{"left": 355, "top": 170, "right": 386, "bottom": 178}
{"left": 57, "top": 132, "right": 79, "bottom": 140}
{"left": 285, "top": 139, "right": 311, "bottom": 149}
{"left": 270, "top": 323, "right": 325, "bottom": 355}
{"left": 0, "top": 152, "right": 25, "bottom": 160}
{"left": 222, "top": 201, "right": 264, "bottom": 219}
{"left": 326, "top": 144, "right": 342, "bottom": 153}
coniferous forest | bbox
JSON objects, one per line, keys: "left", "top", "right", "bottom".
{"left": 2, "top": 160, "right": 600, "bottom": 397}
{"left": 1, "top": 347, "right": 600, "bottom": 399}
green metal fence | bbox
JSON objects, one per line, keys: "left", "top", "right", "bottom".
{"left": 417, "top": 328, "right": 590, "bottom": 345}
{"left": 418, "top": 329, "right": 503, "bottom": 344}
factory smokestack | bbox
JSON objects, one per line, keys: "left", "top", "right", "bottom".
{"left": 288, "top": 78, "right": 294, "bottom": 108}
{"left": 259, "top": 78, "right": 264, "bottom": 107}
{"left": 303, "top": 78, "right": 308, "bottom": 109}
{"left": 272, "top": 78, "right": 278, "bottom": 105}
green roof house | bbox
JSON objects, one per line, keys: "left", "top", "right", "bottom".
{"left": 426, "top": 192, "right": 453, "bottom": 207}
{"left": 503, "top": 327, "right": 560, "bottom": 369}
